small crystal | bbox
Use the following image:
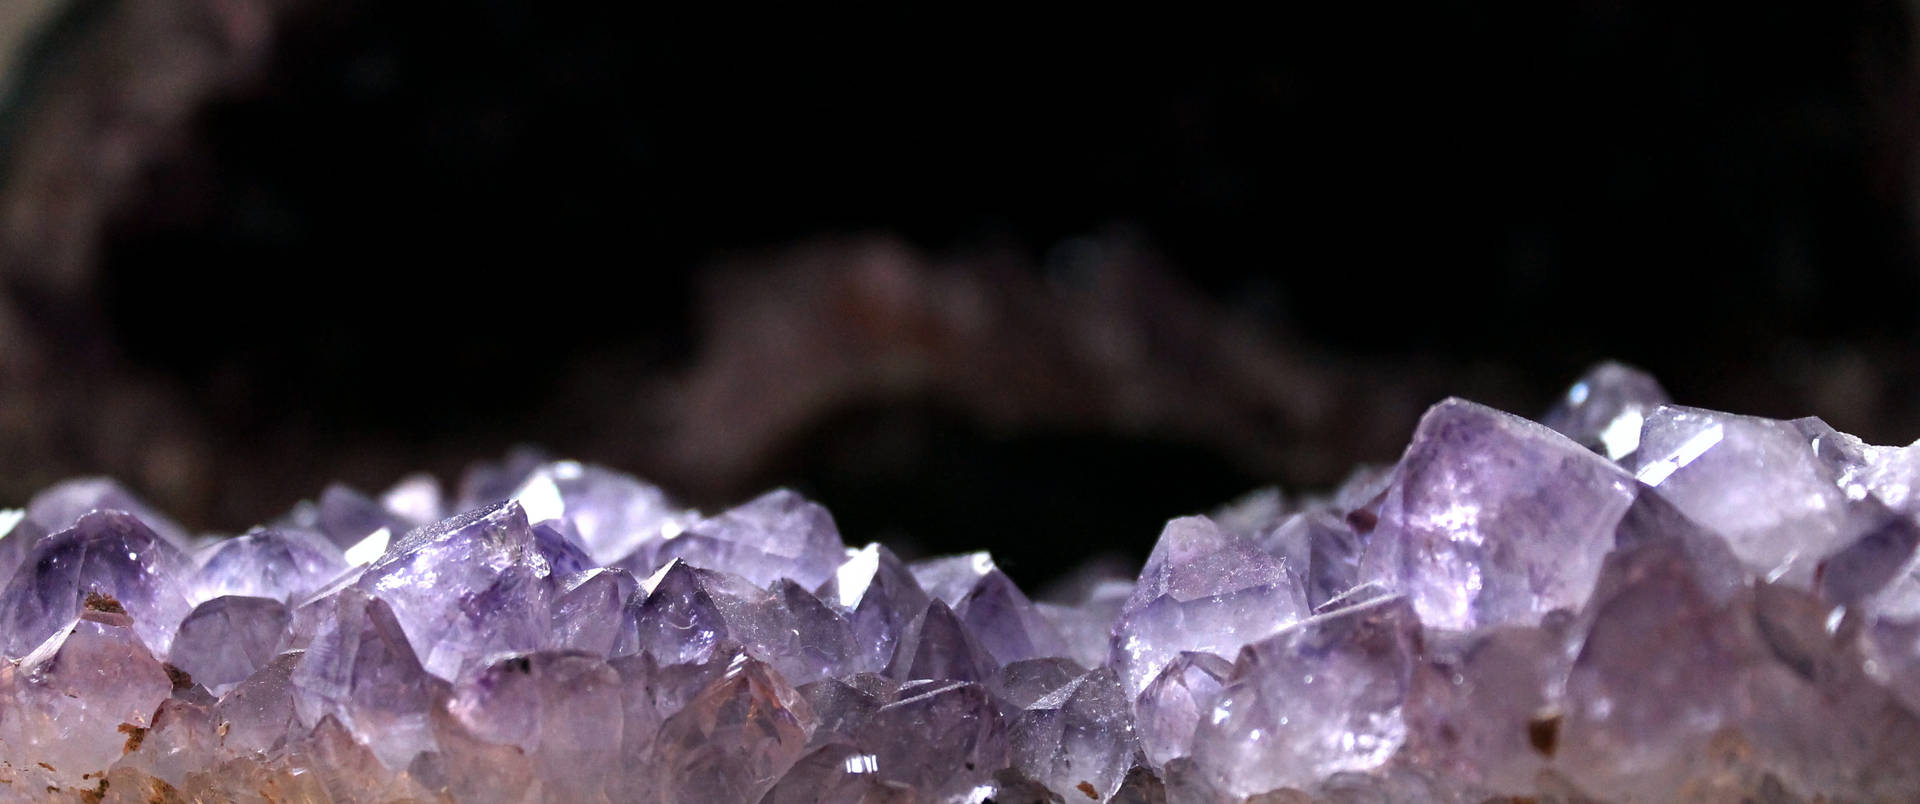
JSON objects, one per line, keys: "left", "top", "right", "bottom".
{"left": 1188, "top": 595, "right": 1420, "bottom": 798}
{"left": 1007, "top": 666, "right": 1134, "bottom": 801}
{"left": 1134, "top": 650, "right": 1233, "bottom": 769}
{"left": 1540, "top": 360, "right": 1669, "bottom": 460}
{"left": 1111, "top": 515, "right": 1307, "bottom": 697}
{"left": 25, "top": 477, "right": 190, "bottom": 548}
{"left": 167, "top": 595, "right": 291, "bottom": 696}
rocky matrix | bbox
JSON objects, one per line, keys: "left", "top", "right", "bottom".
{"left": 5, "top": 363, "right": 1920, "bottom": 802}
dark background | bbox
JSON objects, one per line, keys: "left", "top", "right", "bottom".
{"left": 4, "top": 2, "right": 1919, "bottom": 587}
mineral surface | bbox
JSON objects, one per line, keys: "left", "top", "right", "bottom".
{"left": 3, "top": 361, "right": 1920, "bottom": 801}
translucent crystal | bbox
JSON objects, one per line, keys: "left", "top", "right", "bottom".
{"left": 191, "top": 527, "right": 348, "bottom": 604}
{"left": 1359, "top": 398, "right": 1638, "bottom": 630}
{"left": 0, "top": 604, "right": 173, "bottom": 789}
{"left": 1006, "top": 666, "right": 1134, "bottom": 801}
{"left": 645, "top": 654, "right": 815, "bottom": 803}
{"left": 1111, "top": 515, "right": 1307, "bottom": 697}
{"left": 1134, "top": 650, "right": 1232, "bottom": 769}
{"left": 289, "top": 588, "right": 445, "bottom": 769}
{"left": 647, "top": 489, "right": 845, "bottom": 590}
{"left": 1540, "top": 360, "right": 1669, "bottom": 460}
{"left": 168, "top": 595, "right": 291, "bottom": 696}
{"left": 511, "top": 460, "right": 691, "bottom": 565}
{"left": 25, "top": 476, "right": 190, "bottom": 548}
{"left": 1188, "top": 595, "right": 1421, "bottom": 798}
{"left": 0, "top": 510, "right": 195, "bottom": 658}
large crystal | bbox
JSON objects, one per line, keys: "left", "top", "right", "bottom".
{"left": 1359, "top": 398, "right": 1638, "bottom": 631}
{"left": 0, "top": 510, "right": 195, "bottom": 658}
{"left": 0, "top": 603, "right": 173, "bottom": 789}
{"left": 1188, "top": 595, "right": 1421, "bottom": 798}
{"left": 1110, "top": 515, "right": 1307, "bottom": 697}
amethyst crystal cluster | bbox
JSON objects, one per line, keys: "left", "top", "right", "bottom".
{"left": 5, "top": 363, "right": 1920, "bottom": 801}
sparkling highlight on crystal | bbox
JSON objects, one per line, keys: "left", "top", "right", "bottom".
{"left": 5, "top": 360, "right": 1920, "bottom": 800}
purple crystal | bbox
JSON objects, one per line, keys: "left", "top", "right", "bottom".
{"left": 551, "top": 567, "right": 638, "bottom": 657}
{"left": 213, "top": 649, "right": 303, "bottom": 756}
{"left": 886, "top": 599, "right": 999, "bottom": 683}
{"left": 1630, "top": 405, "right": 1863, "bottom": 586}
{"left": 0, "top": 509, "right": 195, "bottom": 657}
{"left": 645, "top": 654, "right": 816, "bottom": 803}
{"left": 191, "top": 526, "right": 348, "bottom": 604}
{"left": 352, "top": 500, "right": 550, "bottom": 667}
{"left": 819, "top": 542, "right": 931, "bottom": 673}
{"left": 290, "top": 588, "right": 445, "bottom": 768}
{"left": 0, "top": 605, "right": 173, "bottom": 789}
{"left": 646, "top": 488, "right": 846, "bottom": 590}
{"left": 1111, "top": 515, "right": 1307, "bottom": 697}
{"left": 25, "top": 476, "right": 190, "bottom": 548}
{"left": 1359, "top": 398, "right": 1639, "bottom": 630}
{"left": 511, "top": 460, "right": 691, "bottom": 565}
{"left": 441, "top": 652, "right": 625, "bottom": 800}
{"left": 1188, "top": 595, "right": 1421, "bottom": 798}
{"left": 1134, "top": 650, "right": 1233, "bottom": 769}
{"left": 168, "top": 595, "right": 291, "bottom": 695}
{"left": 1006, "top": 666, "right": 1134, "bottom": 801}
{"left": 864, "top": 680, "right": 1009, "bottom": 798}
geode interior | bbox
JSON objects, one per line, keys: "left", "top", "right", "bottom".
{"left": 4, "top": 361, "right": 1920, "bottom": 802}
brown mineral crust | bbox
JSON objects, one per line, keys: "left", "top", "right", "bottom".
{"left": 81, "top": 593, "right": 124, "bottom": 615}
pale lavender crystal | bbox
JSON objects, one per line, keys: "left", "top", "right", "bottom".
{"left": 1540, "top": 360, "right": 1669, "bottom": 460}
{"left": 454, "top": 445, "right": 551, "bottom": 509}
{"left": 441, "top": 652, "right": 626, "bottom": 801}
{"left": 1555, "top": 539, "right": 1761, "bottom": 799}
{"left": 990, "top": 656, "right": 1086, "bottom": 710}
{"left": 1359, "top": 398, "right": 1638, "bottom": 631}
{"left": 308, "top": 483, "right": 418, "bottom": 552}
{"left": 1404, "top": 625, "right": 1571, "bottom": 795}
{"left": 818, "top": 543, "right": 931, "bottom": 673}
{"left": 1210, "top": 487, "right": 1288, "bottom": 540}
{"left": 290, "top": 588, "right": 445, "bottom": 768}
{"left": 419, "top": 564, "right": 553, "bottom": 679}
{"left": 531, "top": 520, "right": 596, "bottom": 577}
{"left": 954, "top": 568, "right": 1068, "bottom": 665}
{"left": 25, "top": 476, "right": 190, "bottom": 548}
{"left": 647, "top": 488, "right": 846, "bottom": 590}
{"left": 191, "top": 526, "right": 348, "bottom": 604}
{"left": 1006, "top": 665, "right": 1134, "bottom": 801}
{"left": 1111, "top": 515, "right": 1307, "bottom": 697}
{"left": 1135, "top": 650, "right": 1233, "bottom": 769}
{"left": 0, "top": 605, "right": 173, "bottom": 789}
{"left": 352, "top": 500, "right": 550, "bottom": 665}
{"left": 1630, "top": 405, "right": 1867, "bottom": 586}
{"left": 1189, "top": 595, "right": 1420, "bottom": 798}
{"left": 213, "top": 649, "right": 303, "bottom": 756}
{"left": 0, "top": 509, "right": 195, "bottom": 657}
{"left": 512, "top": 460, "right": 692, "bottom": 565}
{"left": 646, "top": 654, "right": 816, "bottom": 803}
{"left": 1261, "top": 509, "right": 1365, "bottom": 611}
{"left": 908, "top": 551, "right": 1000, "bottom": 605}
{"left": 886, "top": 599, "right": 1000, "bottom": 683}
{"left": 168, "top": 595, "right": 291, "bottom": 695}
{"left": 864, "top": 679, "right": 1010, "bottom": 798}
{"left": 551, "top": 567, "right": 639, "bottom": 657}
{"left": 1037, "top": 576, "right": 1133, "bottom": 671}
{"left": 624, "top": 560, "right": 730, "bottom": 666}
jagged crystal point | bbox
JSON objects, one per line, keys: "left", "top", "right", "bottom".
{"left": 11, "top": 364, "right": 1920, "bottom": 799}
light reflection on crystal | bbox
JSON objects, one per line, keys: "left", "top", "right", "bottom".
{"left": 6, "top": 362, "right": 1920, "bottom": 798}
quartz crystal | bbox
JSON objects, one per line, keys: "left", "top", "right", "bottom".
{"left": 9, "top": 359, "right": 1920, "bottom": 801}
